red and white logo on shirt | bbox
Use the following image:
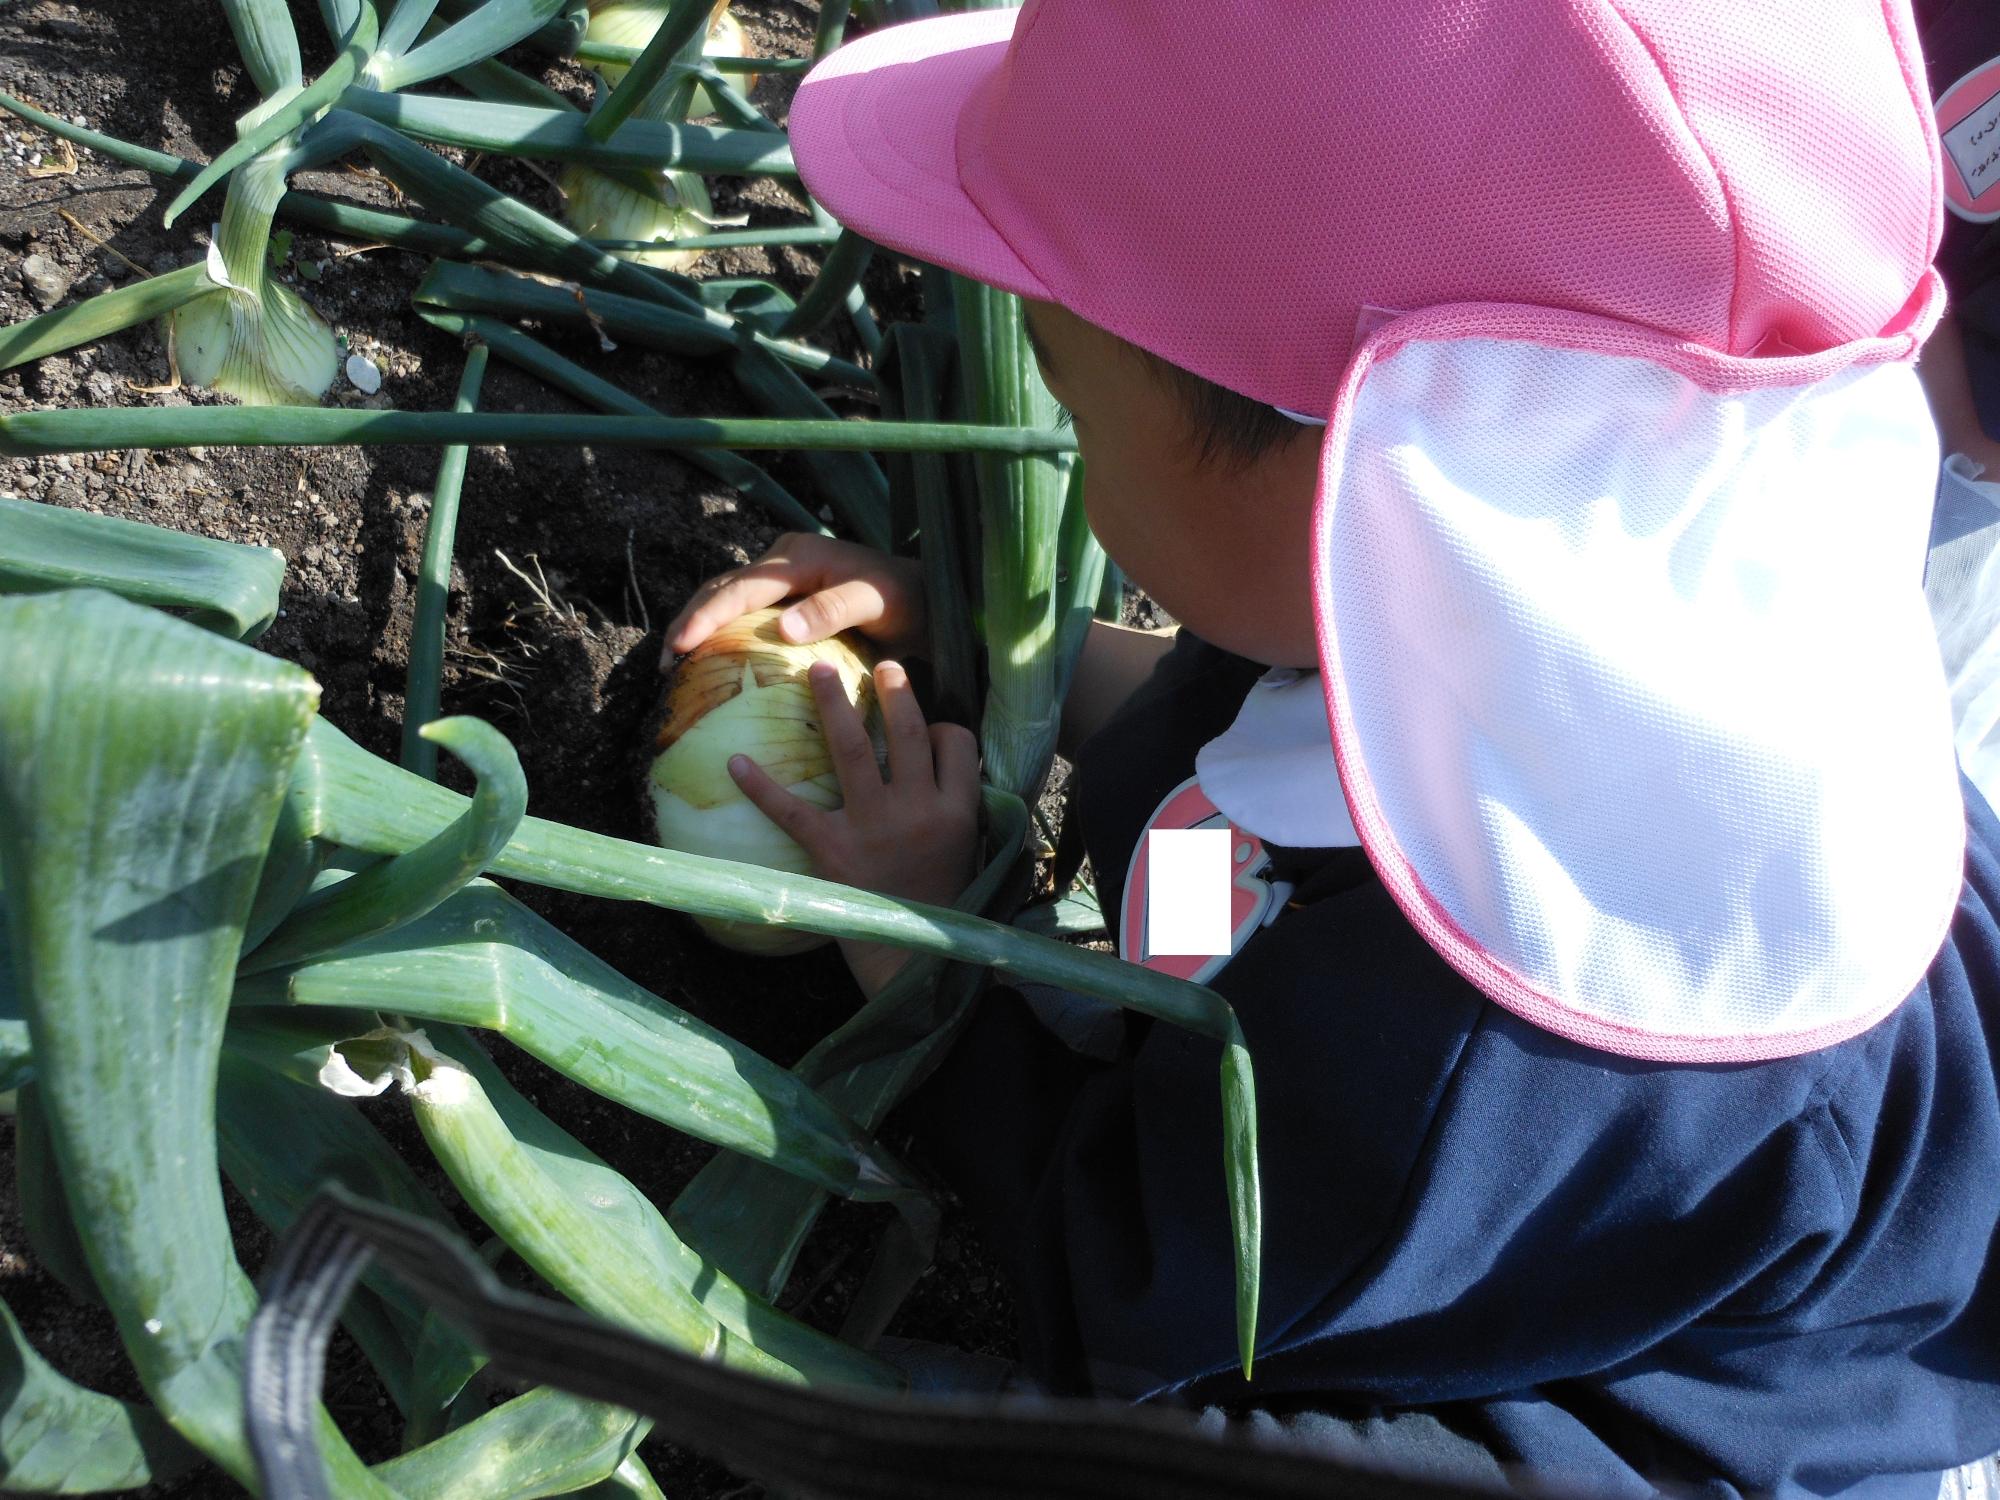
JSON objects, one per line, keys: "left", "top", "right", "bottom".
{"left": 1118, "top": 777, "right": 1289, "bottom": 984}
{"left": 1939, "top": 56, "right": 2000, "bottom": 221}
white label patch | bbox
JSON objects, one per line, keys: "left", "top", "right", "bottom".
{"left": 1943, "top": 98, "right": 2000, "bottom": 201}
{"left": 1938, "top": 59, "right": 2000, "bottom": 222}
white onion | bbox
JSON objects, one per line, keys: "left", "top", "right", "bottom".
{"left": 166, "top": 276, "right": 337, "bottom": 406}
{"left": 585, "top": 0, "right": 756, "bottom": 116}
{"left": 163, "top": 151, "right": 336, "bottom": 406}
{"left": 560, "top": 164, "right": 715, "bottom": 273}
{"left": 648, "top": 606, "right": 876, "bottom": 956}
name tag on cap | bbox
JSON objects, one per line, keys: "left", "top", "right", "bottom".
{"left": 1939, "top": 57, "right": 2000, "bottom": 222}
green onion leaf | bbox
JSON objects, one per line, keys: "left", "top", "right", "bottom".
{"left": 0, "top": 1297, "right": 200, "bottom": 1494}
{"left": 377, "top": 0, "right": 446, "bottom": 58}
{"left": 0, "top": 261, "right": 213, "bottom": 373}
{"left": 0, "top": 90, "right": 191, "bottom": 178}
{"left": 0, "top": 591, "right": 388, "bottom": 1490}
{"left": 403, "top": 343, "right": 491, "bottom": 779}
{"left": 377, "top": 0, "right": 573, "bottom": 92}
{"left": 0, "top": 406, "right": 1079, "bottom": 457}
{"left": 221, "top": 0, "right": 306, "bottom": 97}
{"left": 0, "top": 493, "right": 284, "bottom": 641}
{"left": 334, "top": 88, "right": 796, "bottom": 176}
{"left": 776, "top": 229, "right": 874, "bottom": 341}
{"left": 395, "top": 1027, "right": 900, "bottom": 1387}
{"left": 374, "top": 1386, "right": 645, "bottom": 1498}
{"left": 234, "top": 879, "right": 917, "bottom": 1203}
{"left": 214, "top": 1034, "right": 469, "bottom": 1415}
{"left": 1222, "top": 1023, "right": 1264, "bottom": 1379}
{"left": 243, "top": 716, "right": 527, "bottom": 974}
{"left": 954, "top": 277, "right": 1073, "bottom": 800}
{"left": 164, "top": 3, "right": 380, "bottom": 228}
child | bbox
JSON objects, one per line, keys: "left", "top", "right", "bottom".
{"left": 1915, "top": 0, "right": 2000, "bottom": 822}
{"left": 665, "top": 3, "right": 2000, "bottom": 1494}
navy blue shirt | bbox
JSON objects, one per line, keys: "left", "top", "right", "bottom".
{"left": 904, "top": 633, "right": 2000, "bottom": 1498}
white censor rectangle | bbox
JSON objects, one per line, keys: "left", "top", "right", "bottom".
{"left": 1147, "top": 827, "right": 1233, "bottom": 957}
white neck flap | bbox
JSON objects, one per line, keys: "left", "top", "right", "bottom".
{"left": 1313, "top": 313, "right": 1964, "bottom": 1062}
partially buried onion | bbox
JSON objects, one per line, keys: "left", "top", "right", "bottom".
{"left": 648, "top": 606, "right": 876, "bottom": 955}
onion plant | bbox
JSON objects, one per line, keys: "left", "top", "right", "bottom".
{"left": 559, "top": 1, "right": 749, "bottom": 270}
{"left": 0, "top": 523, "right": 1259, "bottom": 1497}
{"left": 0, "top": 1, "right": 1270, "bottom": 1489}
{"left": 0, "top": 0, "right": 794, "bottom": 402}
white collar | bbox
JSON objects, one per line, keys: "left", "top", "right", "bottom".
{"left": 1193, "top": 668, "right": 1360, "bottom": 848}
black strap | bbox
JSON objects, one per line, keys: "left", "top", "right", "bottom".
{"left": 247, "top": 1187, "right": 1545, "bottom": 1500}
{"left": 1263, "top": 844, "right": 1379, "bottom": 908}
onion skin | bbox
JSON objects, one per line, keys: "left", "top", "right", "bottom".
{"left": 585, "top": 0, "right": 757, "bottom": 113}
{"left": 648, "top": 607, "right": 875, "bottom": 956}
{"left": 559, "top": 164, "right": 714, "bottom": 273}
{"left": 166, "top": 277, "right": 337, "bottom": 407}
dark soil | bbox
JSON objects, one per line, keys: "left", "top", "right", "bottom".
{"left": 0, "top": 3, "right": 1028, "bottom": 1493}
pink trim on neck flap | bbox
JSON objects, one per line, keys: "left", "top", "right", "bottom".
{"left": 1308, "top": 297, "right": 1962, "bottom": 1063}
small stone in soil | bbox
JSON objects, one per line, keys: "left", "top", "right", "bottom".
{"left": 345, "top": 353, "right": 383, "bottom": 394}
{"left": 20, "top": 254, "right": 68, "bottom": 309}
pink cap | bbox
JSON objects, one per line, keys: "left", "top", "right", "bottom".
{"left": 789, "top": 0, "right": 1943, "bottom": 417}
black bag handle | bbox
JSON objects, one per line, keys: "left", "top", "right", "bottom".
{"left": 247, "top": 1186, "right": 1530, "bottom": 1500}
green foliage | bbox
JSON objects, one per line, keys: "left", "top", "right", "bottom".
{"left": 0, "top": 590, "right": 386, "bottom": 1491}
{"left": 0, "top": 478, "right": 281, "bottom": 644}
{"left": 0, "top": 1299, "right": 199, "bottom": 1494}
{"left": 0, "top": 0, "right": 1270, "bottom": 1483}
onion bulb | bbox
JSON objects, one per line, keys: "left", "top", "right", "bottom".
{"left": 165, "top": 274, "right": 337, "bottom": 407}
{"left": 648, "top": 606, "right": 876, "bottom": 955}
{"left": 585, "top": 0, "right": 756, "bottom": 116}
{"left": 560, "top": 164, "right": 716, "bottom": 272}
{"left": 162, "top": 147, "right": 336, "bottom": 406}
{"left": 567, "top": 0, "right": 754, "bottom": 267}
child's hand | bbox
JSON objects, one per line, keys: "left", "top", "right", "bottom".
{"left": 663, "top": 533, "right": 928, "bottom": 666}
{"left": 727, "top": 657, "right": 981, "bottom": 995}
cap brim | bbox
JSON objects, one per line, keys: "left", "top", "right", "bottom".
{"left": 789, "top": 11, "right": 1051, "bottom": 301}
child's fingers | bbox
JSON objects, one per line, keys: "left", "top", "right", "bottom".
{"left": 777, "top": 579, "right": 890, "bottom": 646}
{"left": 727, "top": 753, "right": 829, "bottom": 852}
{"left": 665, "top": 532, "right": 864, "bottom": 660}
{"left": 874, "top": 661, "right": 934, "bottom": 786}
{"left": 930, "top": 721, "right": 980, "bottom": 800}
{"left": 663, "top": 563, "right": 797, "bottom": 661}
{"left": 808, "top": 661, "right": 883, "bottom": 809}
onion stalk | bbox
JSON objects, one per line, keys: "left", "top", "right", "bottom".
{"left": 648, "top": 607, "right": 875, "bottom": 955}
{"left": 953, "top": 277, "right": 1074, "bottom": 800}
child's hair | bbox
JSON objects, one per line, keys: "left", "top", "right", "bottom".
{"left": 1135, "top": 348, "right": 1307, "bottom": 473}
